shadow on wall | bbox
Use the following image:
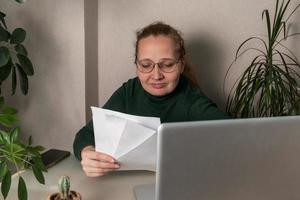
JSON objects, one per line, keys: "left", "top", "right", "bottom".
{"left": 186, "top": 34, "right": 226, "bottom": 109}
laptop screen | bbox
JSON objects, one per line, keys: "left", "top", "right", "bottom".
{"left": 154, "top": 116, "right": 300, "bottom": 200}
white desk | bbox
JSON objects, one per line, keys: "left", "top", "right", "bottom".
{"left": 7, "top": 155, "right": 155, "bottom": 200}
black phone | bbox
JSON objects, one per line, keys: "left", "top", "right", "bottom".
{"left": 41, "top": 149, "right": 70, "bottom": 168}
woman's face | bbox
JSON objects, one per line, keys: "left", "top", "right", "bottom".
{"left": 136, "top": 35, "right": 184, "bottom": 96}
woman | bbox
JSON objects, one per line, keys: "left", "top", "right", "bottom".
{"left": 73, "top": 22, "right": 229, "bottom": 177}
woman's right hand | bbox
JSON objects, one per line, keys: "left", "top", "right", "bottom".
{"left": 80, "top": 145, "right": 120, "bottom": 177}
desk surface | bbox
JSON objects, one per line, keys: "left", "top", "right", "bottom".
{"left": 7, "top": 155, "right": 155, "bottom": 200}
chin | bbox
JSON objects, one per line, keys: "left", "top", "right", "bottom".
{"left": 147, "top": 89, "right": 170, "bottom": 96}
{"left": 151, "top": 92, "right": 167, "bottom": 96}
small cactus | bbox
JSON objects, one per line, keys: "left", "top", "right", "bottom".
{"left": 58, "top": 175, "right": 70, "bottom": 200}
{"left": 47, "top": 175, "right": 81, "bottom": 200}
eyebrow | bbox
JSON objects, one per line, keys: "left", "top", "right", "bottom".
{"left": 138, "top": 58, "right": 176, "bottom": 62}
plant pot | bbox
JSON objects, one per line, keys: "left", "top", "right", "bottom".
{"left": 46, "top": 191, "right": 82, "bottom": 200}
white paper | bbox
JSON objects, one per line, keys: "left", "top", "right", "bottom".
{"left": 91, "top": 107, "right": 161, "bottom": 171}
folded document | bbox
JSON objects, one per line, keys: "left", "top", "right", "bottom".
{"left": 91, "top": 107, "right": 161, "bottom": 171}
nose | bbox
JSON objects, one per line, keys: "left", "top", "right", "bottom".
{"left": 152, "top": 64, "right": 164, "bottom": 80}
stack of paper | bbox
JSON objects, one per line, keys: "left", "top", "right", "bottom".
{"left": 91, "top": 107, "right": 161, "bottom": 171}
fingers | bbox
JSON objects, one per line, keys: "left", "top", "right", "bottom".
{"left": 81, "top": 160, "right": 120, "bottom": 177}
{"left": 82, "top": 166, "right": 116, "bottom": 177}
{"left": 83, "top": 150, "right": 116, "bottom": 163}
{"left": 83, "top": 166, "right": 116, "bottom": 173}
{"left": 82, "top": 164, "right": 117, "bottom": 177}
{"left": 81, "top": 146, "right": 116, "bottom": 163}
{"left": 80, "top": 146, "right": 120, "bottom": 177}
{"left": 81, "top": 157, "right": 120, "bottom": 169}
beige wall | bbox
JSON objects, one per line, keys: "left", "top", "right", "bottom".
{"left": 2, "top": 0, "right": 86, "bottom": 151}
{"left": 2, "top": 0, "right": 300, "bottom": 150}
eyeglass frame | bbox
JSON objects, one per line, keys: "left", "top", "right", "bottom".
{"left": 135, "top": 58, "right": 182, "bottom": 73}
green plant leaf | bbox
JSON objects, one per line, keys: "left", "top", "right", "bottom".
{"left": 26, "top": 146, "right": 41, "bottom": 159}
{"left": 31, "top": 156, "right": 47, "bottom": 172}
{"left": 2, "top": 106, "right": 18, "bottom": 115}
{"left": 0, "top": 47, "right": 10, "bottom": 67}
{"left": 1, "top": 170, "right": 11, "bottom": 199}
{"left": 272, "top": 0, "right": 289, "bottom": 42}
{"left": 17, "top": 54, "right": 34, "bottom": 76}
{"left": 10, "top": 28, "right": 26, "bottom": 44}
{"left": 235, "top": 37, "right": 268, "bottom": 60}
{"left": 16, "top": 64, "right": 28, "bottom": 95}
{"left": 26, "top": 147, "right": 40, "bottom": 157}
{"left": 0, "top": 161, "right": 8, "bottom": 182}
{"left": 33, "top": 146, "right": 45, "bottom": 152}
{"left": 0, "top": 96, "right": 4, "bottom": 109}
{"left": 32, "top": 165, "right": 45, "bottom": 184}
{"left": 0, "top": 130, "right": 10, "bottom": 143}
{"left": 0, "top": 26, "right": 10, "bottom": 42}
{"left": 15, "top": 0, "right": 27, "bottom": 3}
{"left": 0, "top": 11, "right": 7, "bottom": 29}
{"left": 18, "top": 176, "right": 27, "bottom": 200}
{"left": 28, "top": 135, "right": 32, "bottom": 146}
{"left": 0, "top": 114, "right": 19, "bottom": 127}
{"left": 12, "top": 66, "right": 17, "bottom": 95}
{"left": 9, "top": 127, "right": 20, "bottom": 143}
{"left": 15, "top": 44, "right": 28, "bottom": 56}
{"left": 0, "top": 131, "right": 5, "bottom": 144}
{"left": 0, "top": 61, "right": 12, "bottom": 82}
{"left": 273, "top": 0, "right": 280, "bottom": 27}
{"left": 262, "top": 9, "right": 271, "bottom": 40}
{"left": 282, "top": 22, "right": 287, "bottom": 39}
{"left": 3, "top": 143, "right": 26, "bottom": 165}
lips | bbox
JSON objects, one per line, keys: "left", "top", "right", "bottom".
{"left": 150, "top": 83, "right": 166, "bottom": 89}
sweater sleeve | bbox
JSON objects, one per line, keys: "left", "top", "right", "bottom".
{"left": 73, "top": 120, "right": 95, "bottom": 160}
{"left": 73, "top": 87, "right": 125, "bottom": 160}
{"left": 188, "top": 96, "right": 230, "bottom": 121}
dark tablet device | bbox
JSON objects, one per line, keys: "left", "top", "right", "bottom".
{"left": 41, "top": 149, "right": 70, "bottom": 168}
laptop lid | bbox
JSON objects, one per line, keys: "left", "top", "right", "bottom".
{"left": 155, "top": 116, "right": 300, "bottom": 200}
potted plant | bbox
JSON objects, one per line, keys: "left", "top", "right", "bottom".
{"left": 224, "top": 0, "right": 300, "bottom": 118}
{"left": 0, "top": 102, "right": 46, "bottom": 200}
{"left": 0, "top": 0, "right": 46, "bottom": 200}
{"left": 47, "top": 175, "right": 81, "bottom": 200}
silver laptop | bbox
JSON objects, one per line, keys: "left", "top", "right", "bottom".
{"left": 134, "top": 115, "right": 300, "bottom": 200}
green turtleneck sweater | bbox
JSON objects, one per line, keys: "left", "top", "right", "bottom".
{"left": 73, "top": 76, "right": 229, "bottom": 160}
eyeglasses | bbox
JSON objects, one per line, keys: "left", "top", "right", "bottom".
{"left": 136, "top": 59, "right": 180, "bottom": 73}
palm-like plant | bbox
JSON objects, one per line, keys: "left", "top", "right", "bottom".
{"left": 225, "top": 0, "right": 300, "bottom": 118}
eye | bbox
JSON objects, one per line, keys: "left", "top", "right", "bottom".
{"left": 160, "top": 62, "right": 175, "bottom": 68}
{"left": 140, "top": 62, "right": 153, "bottom": 68}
